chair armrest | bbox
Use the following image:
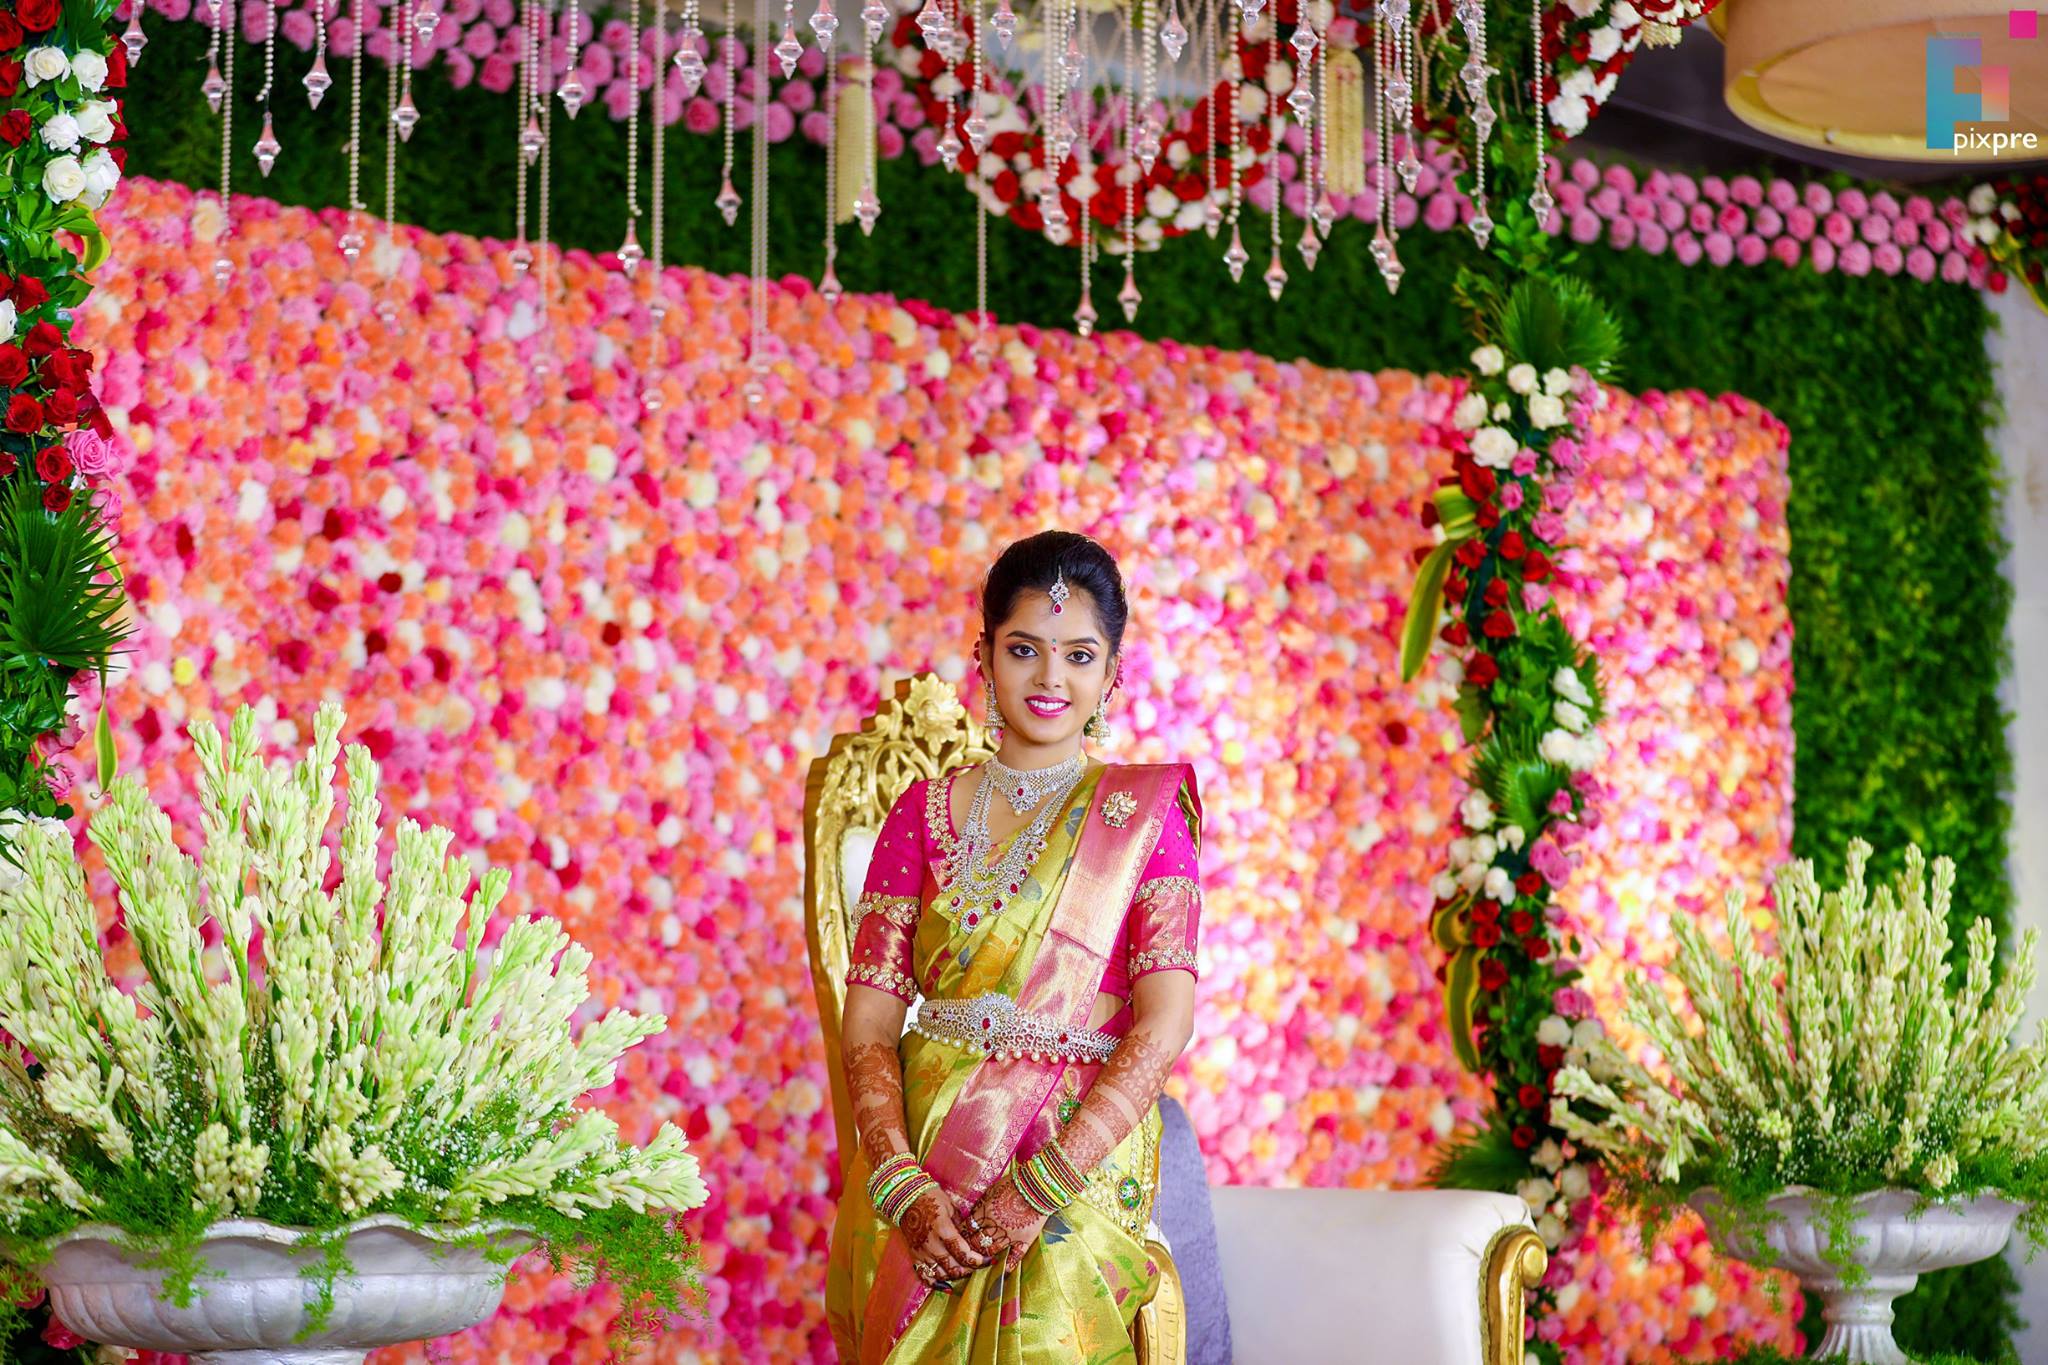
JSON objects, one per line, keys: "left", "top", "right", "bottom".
{"left": 1205, "top": 1186, "right": 1541, "bottom": 1365}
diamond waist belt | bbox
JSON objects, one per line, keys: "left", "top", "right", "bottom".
{"left": 909, "top": 993, "right": 1121, "bottom": 1064}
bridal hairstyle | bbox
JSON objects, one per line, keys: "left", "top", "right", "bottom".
{"left": 981, "top": 531, "right": 1130, "bottom": 658}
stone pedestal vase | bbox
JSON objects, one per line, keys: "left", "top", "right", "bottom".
{"left": 36, "top": 1215, "right": 531, "bottom": 1365}
{"left": 1690, "top": 1187, "right": 2021, "bottom": 1365}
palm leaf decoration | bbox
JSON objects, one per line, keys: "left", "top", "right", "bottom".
{"left": 0, "top": 478, "right": 131, "bottom": 675}
{"left": 1429, "top": 1120, "right": 1530, "bottom": 1194}
{"left": 1496, "top": 275, "right": 1625, "bottom": 381}
{"left": 1470, "top": 729, "right": 1564, "bottom": 836}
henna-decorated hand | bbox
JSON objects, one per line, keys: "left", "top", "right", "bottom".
{"left": 967, "top": 1175, "right": 1050, "bottom": 1270}
{"left": 901, "top": 1184, "right": 986, "bottom": 1282}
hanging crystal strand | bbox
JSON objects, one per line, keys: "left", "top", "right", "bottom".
{"left": 517, "top": 0, "right": 544, "bottom": 161}
{"left": 1072, "top": 6, "right": 1106, "bottom": 337}
{"left": 1370, "top": 7, "right": 1401, "bottom": 291}
{"left": 253, "top": 0, "right": 281, "bottom": 174}
{"left": 511, "top": 0, "right": 533, "bottom": 271}
{"left": 1038, "top": 0, "right": 1064, "bottom": 243}
{"left": 122, "top": 0, "right": 147, "bottom": 64}
{"left": 1313, "top": 17, "right": 1337, "bottom": 237}
{"left": 1457, "top": 0, "right": 1492, "bottom": 247}
{"left": 931, "top": 0, "right": 960, "bottom": 166}
{"left": 1528, "top": 0, "right": 1551, "bottom": 227}
{"left": 1135, "top": 0, "right": 1159, "bottom": 173}
{"left": 821, "top": 44, "right": 842, "bottom": 300}
{"left": 394, "top": 0, "right": 420, "bottom": 140}
{"left": 340, "top": 0, "right": 367, "bottom": 262}
{"left": 1395, "top": 15, "right": 1419, "bottom": 192}
{"left": 644, "top": 0, "right": 668, "bottom": 412}
{"left": 676, "top": 0, "right": 705, "bottom": 95}
{"left": 203, "top": 0, "right": 226, "bottom": 113}
{"left": 777, "top": 0, "right": 802, "bottom": 77}
{"left": 745, "top": 0, "right": 772, "bottom": 403}
{"left": 717, "top": 0, "right": 743, "bottom": 224}
{"left": 856, "top": 24, "right": 880, "bottom": 232}
{"left": 619, "top": 0, "right": 645, "bottom": 270}
{"left": 1202, "top": 3, "right": 1220, "bottom": 237}
{"left": 536, "top": 67, "right": 556, "bottom": 378}
{"left": 1298, "top": 21, "right": 1318, "bottom": 269}
{"left": 1285, "top": 1, "right": 1313, "bottom": 124}
{"left": 212, "top": 0, "right": 235, "bottom": 285}
{"left": 1222, "top": 0, "right": 1246, "bottom": 281}
{"left": 967, "top": 0, "right": 987, "bottom": 354}
{"left": 1262, "top": 18, "right": 1285, "bottom": 299}
{"left": 304, "top": 0, "right": 331, "bottom": 105}
{"left": 558, "top": 0, "right": 586, "bottom": 111}
{"left": 378, "top": 0, "right": 401, "bottom": 321}
{"left": 1118, "top": 0, "right": 1140, "bottom": 322}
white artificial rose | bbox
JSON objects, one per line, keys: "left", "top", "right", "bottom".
{"left": 1536, "top": 1015, "right": 1573, "bottom": 1048}
{"left": 71, "top": 50, "right": 109, "bottom": 92}
{"left": 1431, "top": 873, "right": 1459, "bottom": 901}
{"left": 1543, "top": 367, "right": 1573, "bottom": 396}
{"left": 1471, "top": 426, "right": 1517, "bottom": 468}
{"left": 1555, "top": 699, "right": 1589, "bottom": 733}
{"left": 1559, "top": 1163, "right": 1593, "bottom": 1201}
{"left": 1536, "top": 1214, "right": 1565, "bottom": 1248}
{"left": 1595, "top": 72, "right": 1618, "bottom": 99}
{"left": 39, "top": 113, "right": 81, "bottom": 152}
{"left": 1491, "top": 400, "right": 1511, "bottom": 420}
{"left": 1453, "top": 391, "right": 1490, "bottom": 430}
{"left": 1457, "top": 861, "right": 1486, "bottom": 891}
{"left": 2003, "top": 200, "right": 2021, "bottom": 222}
{"left": 1573, "top": 733, "right": 1607, "bottom": 771}
{"left": 1539, "top": 729, "right": 1577, "bottom": 765}
{"left": 1532, "top": 1139, "right": 1565, "bottom": 1173}
{"left": 42, "top": 154, "right": 87, "bottom": 204}
{"left": 1448, "top": 837, "right": 1473, "bottom": 866}
{"left": 1471, "top": 834, "right": 1499, "bottom": 866}
{"left": 1969, "top": 183, "right": 1998, "bottom": 215}
{"left": 80, "top": 148, "right": 121, "bottom": 208}
{"left": 1548, "top": 92, "right": 1590, "bottom": 137}
{"left": 1500, "top": 824, "right": 1526, "bottom": 852}
{"left": 1587, "top": 25, "right": 1621, "bottom": 61}
{"left": 1439, "top": 656, "right": 1465, "bottom": 688}
{"left": 1553, "top": 666, "right": 1592, "bottom": 706}
{"left": 1528, "top": 392, "right": 1568, "bottom": 429}
{"left": 1507, "top": 363, "right": 1539, "bottom": 394}
{"left": 0, "top": 299, "right": 17, "bottom": 342}
{"left": 1484, "top": 867, "right": 1512, "bottom": 901}
{"left": 1461, "top": 791, "right": 1495, "bottom": 830}
{"left": 1516, "top": 1177, "right": 1556, "bottom": 1211}
{"left": 74, "top": 99, "right": 116, "bottom": 144}
{"left": 1572, "top": 1018, "right": 1606, "bottom": 1050}
{"left": 1471, "top": 344, "right": 1504, "bottom": 375}
{"left": 23, "top": 46, "right": 70, "bottom": 86}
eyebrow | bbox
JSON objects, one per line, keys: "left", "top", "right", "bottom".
{"left": 1005, "top": 631, "right": 1102, "bottom": 647}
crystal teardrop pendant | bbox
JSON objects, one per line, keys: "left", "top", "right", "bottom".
{"left": 519, "top": 113, "right": 544, "bottom": 164}
{"left": 202, "top": 59, "right": 226, "bottom": 113}
{"left": 1312, "top": 194, "right": 1334, "bottom": 237}
{"left": 1289, "top": 23, "right": 1316, "bottom": 60}
{"left": 413, "top": 3, "right": 438, "bottom": 38}
{"left": 820, "top": 261, "right": 843, "bottom": 303}
{"left": 1237, "top": 0, "right": 1264, "bottom": 19}
{"left": 809, "top": 0, "right": 838, "bottom": 45}
{"left": 122, "top": 5, "right": 147, "bottom": 63}
{"left": 1529, "top": 183, "right": 1555, "bottom": 230}
{"left": 1287, "top": 85, "right": 1313, "bottom": 120}
{"left": 392, "top": 90, "right": 420, "bottom": 141}
{"left": 617, "top": 221, "right": 644, "bottom": 274}
{"left": 213, "top": 255, "right": 233, "bottom": 285}
{"left": 558, "top": 71, "right": 586, "bottom": 116}
{"left": 1468, "top": 207, "right": 1494, "bottom": 250}
{"left": 303, "top": 52, "right": 332, "bottom": 107}
{"left": 861, "top": 0, "right": 889, "bottom": 43}
{"left": 964, "top": 112, "right": 990, "bottom": 155}
{"left": 1398, "top": 144, "right": 1421, "bottom": 193}
{"left": 1073, "top": 289, "right": 1097, "bottom": 338}
{"left": 990, "top": 0, "right": 1016, "bottom": 47}
{"left": 1203, "top": 195, "right": 1223, "bottom": 237}
{"left": 1386, "top": 71, "right": 1411, "bottom": 112}
{"left": 1297, "top": 218, "right": 1320, "bottom": 271}
{"left": 1375, "top": 0, "right": 1408, "bottom": 32}
{"left": 1471, "top": 101, "right": 1496, "bottom": 142}
{"left": 716, "top": 176, "right": 742, "bottom": 226}
{"left": 1371, "top": 227, "right": 1403, "bottom": 293}
{"left": 915, "top": 0, "right": 946, "bottom": 46}
{"left": 1223, "top": 223, "right": 1248, "bottom": 281}
{"left": 1117, "top": 268, "right": 1140, "bottom": 322}
{"left": 936, "top": 126, "right": 962, "bottom": 163}
{"left": 853, "top": 183, "right": 881, "bottom": 234}
{"left": 1061, "top": 30, "right": 1083, "bottom": 85}
{"left": 1460, "top": 58, "right": 1487, "bottom": 99}
{"left": 775, "top": 23, "right": 803, "bottom": 77}
{"left": 254, "top": 113, "right": 281, "bottom": 174}
{"left": 339, "top": 229, "right": 366, "bottom": 261}
{"left": 1136, "top": 117, "right": 1161, "bottom": 171}
{"left": 509, "top": 243, "right": 534, "bottom": 273}
{"left": 675, "top": 37, "right": 707, "bottom": 95}
{"left": 1263, "top": 248, "right": 1287, "bottom": 300}
{"left": 1160, "top": 3, "right": 1186, "bottom": 61}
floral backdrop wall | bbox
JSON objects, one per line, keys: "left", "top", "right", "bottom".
{"left": 56, "top": 175, "right": 1795, "bottom": 1363}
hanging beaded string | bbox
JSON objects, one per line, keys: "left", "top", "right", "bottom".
{"left": 1120, "top": 1, "right": 1137, "bottom": 321}
{"left": 561, "top": 0, "right": 583, "bottom": 109}
{"left": 646, "top": 0, "right": 668, "bottom": 411}
{"left": 863, "top": 14, "right": 879, "bottom": 231}
{"left": 204, "top": 0, "right": 224, "bottom": 111}
{"left": 305, "top": 0, "right": 329, "bottom": 106}
{"left": 254, "top": 0, "right": 279, "bottom": 175}
{"left": 396, "top": 0, "right": 414, "bottom": 141}
{"left": 1263, "top": 16, "right": 1282, "bottom": 297}
{"left": 381, "top": 0, "right": 400, "bottom": 316}
{"left": 1464, "top": 0, "right": 1490, "bottom": 246}
{"left": 746, "top": 0, "right": 771, "bottom": 399}
{"left": 1224, "top": 0, "right": 1244, "bottom": 279}
{"left": 621, "top": 0, "right": 644, "bottom": 267}
{"left": 1071, "top": 2, "right": 1095, "bottom": 335}
{"left": 513, "top": 0, "right": 531, "bottom": 270}
{"left": 1528, "top": 0, "right": 1550, "bottom": 226}
{"left": 213, "top": 0, "right": 235, "bottom": 285}
{"left": 1399, "top": 9, "right": 1418, "bottom": 190}
{"left": 1299, "top": 23, "right": 1317, "bottom": 267}
{"left": 969, "top": 0, "right": 985, "bottom": 349}
{"left": 1372, "top": 8, "right": 1388, "bottom": 261}
{"left": 1203, "top": 1, "right": 1218, "bottom": 236}
{"left": 1039, "top": 0, "right": 1061, "bottom": 241}
{"left": 721, "top": 0, "right": 739, "bottom": 221}
{"left": 538, "top": 63, "right": 555, "bottom": 376}
{"left": 342, "top": 0, "right": 366, "bottom": 262}
{"left": 822, "top": 37, "right": 840, "bottom": 298}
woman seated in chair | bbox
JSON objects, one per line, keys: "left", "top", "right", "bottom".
{"left": 826, "top": 530, "right": 1204, "bottom": 1364}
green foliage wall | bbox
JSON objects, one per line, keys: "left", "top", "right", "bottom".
{"left": 119, "top": 18, "right": 2015, "bottom": 1354}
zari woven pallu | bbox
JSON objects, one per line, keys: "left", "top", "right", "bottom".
{"left": 827, "top": 760, "right": 1204, "bottom": 1365}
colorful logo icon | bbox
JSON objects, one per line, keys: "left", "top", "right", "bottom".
{"left": 1926, "top": 9, "right": 2041, "bottom": 153}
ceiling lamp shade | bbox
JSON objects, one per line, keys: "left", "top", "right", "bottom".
{"left": 1714, "top": 0, "right": 2048, "bottom": 162}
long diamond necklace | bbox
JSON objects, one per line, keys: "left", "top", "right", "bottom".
{"left": 941, "top": 759, "right": 1087, "bottom": 933}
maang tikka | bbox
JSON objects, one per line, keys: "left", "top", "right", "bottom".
{"left": 1048, "top": 567, "right": 1071, "bottom": 615}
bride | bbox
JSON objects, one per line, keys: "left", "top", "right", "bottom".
{"left": 825, "top": 529, "right": 1205, "bottom": 1364}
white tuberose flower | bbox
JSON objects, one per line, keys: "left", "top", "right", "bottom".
{"left": 71, "top": 50, "right": 110, "bottom": 92}
{"left": 43, "top": 154, "right": 87, "bottom": 204}
{"left": 39, "top": 113, "right": 81, "bottom": 153}
{"left": 23, "top": 46, "right": 70, "bottom": 87}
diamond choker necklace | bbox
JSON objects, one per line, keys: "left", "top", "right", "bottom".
{"left": 986, "top": 752, "right": 1089, "bottom": 817}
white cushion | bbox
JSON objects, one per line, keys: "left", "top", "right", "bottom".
{"left": 1206, "top": 1186, "right": 1532, "bottom": 1364}
{"left": 839, "top": 826, "right": 878, "bottom": 922}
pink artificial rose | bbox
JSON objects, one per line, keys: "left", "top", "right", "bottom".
{"left": 1770, "top": 236, "right": 1801, "bottom": 268}
{"left": 42, "top": 761, "right": 73, "bottom": 802}
{"left": 1925, "top": 220, "right": 1952, "bottom": 252}
{"left": 478, "top": 52, "right": 515, "bottom": 91}
{"left": 1837, "top": 187, "right": 1868, "bottom": 217}
{"left": 764, "top": 101, "right": 795, "bottom": 143}
{"left": 1872, "top": 190, "right": 1900, "bottom": 219}
{"left": 877, "top": 123, "right": 904, "bottom": 158}
{"left": 1766, "top": 178, "right": 1798, "bottom": 212}
{"left": 1414, "top": 163, "right": 1441, "bottom": 197}
{"left": 1608, "top": 216, "right": 1637, "bottom": 250}
{"left": 1279, "top": 181, "right": 1307, "bottom": 219}
{"left": 1705, "top": 231, "right": 1734, "bottom": 266}
{"left": 1754, "top": 206, "right": 1782, "bottom": 237}
{"left": 775, "top": 72, "right": 816, "bottom": 110}
{"left": 156, "top": 0, "right": 192, "bottom": 19}
{"left": 1906, "top": 195, "right": 1935, "bottom": 224}
{"left": 1893, "top": 217, "right": 1920, "bottom": 247}
{"left": 443, "top": 49, "right": 474, "bottom": 87}
{"left": 910, "top": 126, "right": 940, "bottom": 165}
{"left": 1840, "top": 241, "right": 1872, "bottom": 276}
{"left": 1592, "top": 186, "right": 1622, "bottom": 218}
{"left": 1638, "top": 222, "right": 1669, "bottom": 256}
{"left": 1501, "top": 481, "right": 1525, "bottom": 512}
{"left": 1811, "top": 238, "right": 1837, "bottom": 274}
{"left": 1601, "top": 163, "right": 1637, "bottom": 193}
{"left": 684, "top": 96, "right": 720, "bottom": 133}
{"left": 460, "top": 21, "right": 496, "bottom": 56}
{"left": 1544, "top": 478, "right": 1575, "bottom": 512}
{"left": 1423, "top": 192, "right": 1459, "bottom": 232}
{"left": 1532, "top": 512, "right": 1568, "bottom": 543}
{"left": 1512, "top": 449, "right": 1539, "bottom": 476}
{"left": 1522, "top": 583, "right": 1551, "bottom": 613}
{"left": 364, "top": 28, "right": 393, "bottom": 60}
{"left": 280, "top": 6, "right": 314, "bottom": 46}
{"left": 1673, "top": 232, "right": 1702, "bottom": 266}
{"left": 91, "top": 484, "right": 122, "bottom": 523}
{"left": 1822, "top": 211, "right": 1853, "bottom": 246}
{"left": 603, "top": 78, "right": 635, "bottom": 119}
{"left": 1873, "top": 242, "right": 1904, "bottom": 275}
{"left": 1571, "top": 158, "right": 1600, "bottom": 189}
{"left": 597, "top": 16, "right": 629, "bottom": 46}
{"left": 1570, "top": 210, "right": 1601, "bottom": 244}
{"left": 1860, "top": 213, "right": 1891, "bottom": 244}
{"left": 1907, "top": 245, "right": 1938, "bottom": 282}
{"left": 1941, "top": 196, "right": 1969, "bottom": 227}
{"left": 1529, "top": 839, "right": 1571, "bottom": 889}
{"left": 892, "top": 91, "right": 925, "bottom": 129}
{"left": 1941, "top": 250, "right": 1970, "bottom": 284}
{"left": 1626, "top": 194, "right": 1655, "bottom": 222}
{"left": 1737, "top": 234, "right": 1766, "bottom": 266}
{"left": 871, "top": 66, "right": 904, "bottom": 99}
{"left": 1786, "top": 205, "right": 1816, "bottom": 241}
{"left": 1550, "top": 437, "right": 1583, "bottom": 473}
{"left": 580, "top": 36, "right": 615, "bottom": 83}
{"left": 65, "top": 426, "right": 115, "bottom": 477}
{"left": 798, "top": 109, "right": 831, "bottom": 144}
{"left": 1670, "top": 173, "right": 1699, "bottom": 205}
{"left": 1688, "top": 203, "right": 1714, "bottom": 234}
{"left": 797, "top": 44, "right": 826, "bottom": 77}
{"left": 1553, "top": 984, "right": 1594, "bottom": 1016}
{"left": 1803, "top": 182, "right": 1833, "bottom": 214}
{"left": 452, "top": 0, "right": 483, "bottom": 21}
{"left": 1658, "top": 197, "right": 1684, "bottom": 231}
{"left": 1701, "top": 175, "right": 1728, "bottom": 203}
{"left": 1730, "top": 174, "right": 1762, "bottom": 206}
{"left": 1717, "top": 204, "right": 1747, "bottom": 236}
{"left": 481, "top": 0, "right": 513, "bottom": 22}
{"left": 1557, "top": 181, "right": 1586, "bottom": 214}
{"left": 1350, "top": 189, "right": 1380, "bottom": 222}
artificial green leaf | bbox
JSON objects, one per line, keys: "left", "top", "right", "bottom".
{"left": 1428, "top": 1118, "right": 1527, "bottom": 1193}
{"left": 1453, "top": 682, "right": 1491, "bottom": 744}
{"left": 1400, "top": 538, "right": 1463, "bottom": 683}
{"left": 93, "top": 695, "right": 115, "bottom": 788}
{"left": 0, "top": 478, "right": 133, "bottom": 674}
{"left": 1433, "top": 487, "right": 1479, "bottom": 535}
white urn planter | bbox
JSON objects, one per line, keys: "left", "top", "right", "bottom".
{"left": 1690, "top": 1187, "right": 2021, "bottom": 1365}
{"left": 36, "top": 1215, "right": 531, "bottom": 1365}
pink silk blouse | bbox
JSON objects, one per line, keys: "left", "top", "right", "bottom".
{"left": 847, "top": 769, "right": 1202, "bottom": 1004}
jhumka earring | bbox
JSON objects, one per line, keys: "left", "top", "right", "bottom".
{"left": 983, "top": 676, "right": 1006, "bottom": 741}
{"left": 1084, "top": 659, "right": 1123, "bottom": 744}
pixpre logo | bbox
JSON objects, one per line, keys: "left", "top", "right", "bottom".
{"left": 1928, "top": 10, "right": 2041, "bottom": 154}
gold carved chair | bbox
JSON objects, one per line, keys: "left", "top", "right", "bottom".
{"left": 803, "top": 674, "right": 1188, "bottom": 1364}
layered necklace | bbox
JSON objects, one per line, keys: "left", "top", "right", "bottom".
{"left": 939, "top": 752, "right": 1088, "bottom": 934}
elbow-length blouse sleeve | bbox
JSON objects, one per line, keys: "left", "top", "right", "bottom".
{"left": 1126, "top": 789, "right": 1202, "bottom": 982}
{"left": 845, "top": 780, "right": 926, "bottom": 1002}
